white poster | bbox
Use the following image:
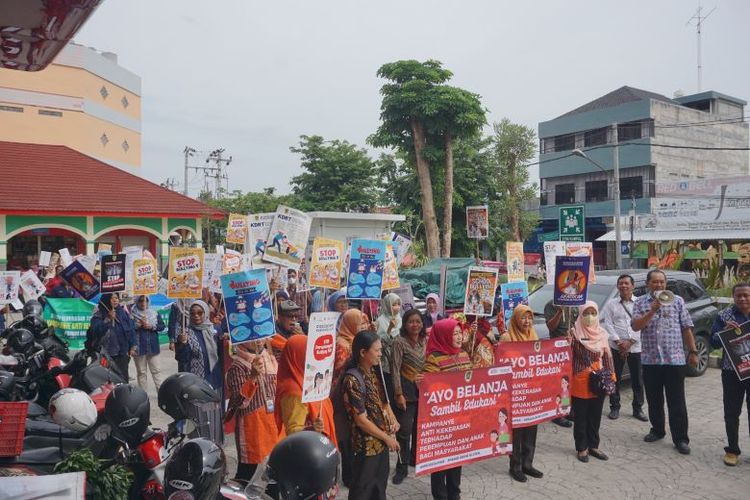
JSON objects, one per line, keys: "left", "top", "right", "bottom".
{"left": 203, "top": 253, "right": 223, "bottom": 294}
{"left": 247, "top": 212, "right": 276, "bottom": 268}
{"left": 123, "top": 246, "right": 144, "bottom": 294}
{"left": 76, "top": 254, "right": 97, "bottom": 274}
{"left": 543, "top": 241, "right": 566, "bottom": 285}
{"left": 565, "top": 241, "right": 597, "bottom": 284}
{"left": 302, "top": 312, "right": 340, "bottom": 404}
{"left": 391, "top": 233, "right": 412, "bottom": 266}
{"left": 19, "top": 270, "right": 46, "bottom": 301}
{"left": 262, "top": 206, "right": 313, "bottom": 270}
{"left": 58, "top": 248, "right": 73, "bottom": 267}
{"left": 39, "top": 251, "right": 52, "bottom": 267}
{"left": 0, "top": 271, "right": 21, "bottom": 304}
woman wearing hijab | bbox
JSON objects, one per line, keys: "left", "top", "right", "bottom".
{"left": 422, "top": 318, "right": 474, "bottom": 500}
{"left": 568, "top": 301, "right": 616, "bottom": 463}
{"left": 390, "top": 309, "right": 426, "bottom": 484}
{"left": 275, "top": 335, "right": 337, "bottom": 444}
{"left": 90, "top": 292, "right": 136, "bottom": 380}
{"left": 131, "top": 295, "right": 165, "bottom": 390}
{"left": 375, "top": 293, "right": 402, "bottom": 394}
{"left": 421, "top": 293, "right": 445, "bottom": 329}
{"left": 499, "top": 305, "right": 544, "bottom": 482}
{"left": 327, "top": 290, "right": 349, "bottom": 314}
{"left": 225, "top": 339, "right": 282, "bottom": 486}
{"left": 175, "top": 300, "right": 223, "bottom": 391}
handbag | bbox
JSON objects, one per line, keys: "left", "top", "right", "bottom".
{"left": 584, "top": 348, "right": 616, "bottom": 396}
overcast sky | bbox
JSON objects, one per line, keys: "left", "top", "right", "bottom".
{"left": 75, "top": 0, "right": 750, "bottom": 195}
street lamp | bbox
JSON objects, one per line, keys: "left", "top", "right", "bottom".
{"left": 572, "top": 147, "right": 622, "bottom": 269}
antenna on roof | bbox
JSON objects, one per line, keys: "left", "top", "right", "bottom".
{"left": 686, "top": 3, "right": 716, "bottom": 93}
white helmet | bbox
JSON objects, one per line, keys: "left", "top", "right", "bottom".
{"left": 49, "top": 388, "right": 98, "bottom": 432}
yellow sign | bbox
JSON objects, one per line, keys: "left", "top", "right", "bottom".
{"left": 309, "top": 238, "right": 344, "bottom": 290}
{"left": 506, "top": 242, "right": 525, "bottom": 282}
{"left": 383, "top": 244, "right": 400, "bottom": 290}
{"left": 226, "top": 213, "right": 248, "bottom": 245}
{"left": 167, "top": 247, "right": 204, "bottom": 299}
{"left": 133, "top": 258, "right": 158, "bottom": 296}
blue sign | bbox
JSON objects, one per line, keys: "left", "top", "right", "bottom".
{"left": 501, "top": 282, "right": 529, "bottom": 323}
{"left": 552, "top": 256, "right": 591, "bottom": 307}
{"left": 346, "top": 239, "right": 386, "bottom": 299}
{"left": 221, "top": 269, "right": 274, "bottom": 345}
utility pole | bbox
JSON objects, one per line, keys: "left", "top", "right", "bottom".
{"left": 687, "top": 4, "right": 716, "bottom": 92}
{"left": 205, "top": 148, "right": 232, "bottom": 199}
{"left": 612, "top": 123, "right": 622, "bottom": 269}
{"left": 183, "top": 147, "right": 196, "bottom": 195}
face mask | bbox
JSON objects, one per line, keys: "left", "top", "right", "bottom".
{"left": 582, "top": 314, "right": 597, "bottom": 327}
{"left": 288, "top": 278, "right": 297, "bottom": 285}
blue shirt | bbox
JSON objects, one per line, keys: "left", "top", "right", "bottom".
{"left": 633, "top": 293, "right": 694, "bottom": 366}
{"left": 711, "top": 305, "right": 750, "bottom": 371}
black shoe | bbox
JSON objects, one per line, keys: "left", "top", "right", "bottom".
{"left": 644, "top": 431, "right": 665, "bottom": 443}
{"left": 633, "top": 409, "right": 649, "bottom": 422}
{"left": 676, "top": 441, "right": 691, "bottom": 455}
{"left": 522, "top": 466, "right": 544, "bottom": 478}
{"left": 608, "top": 408, "right": 620, "bottom": 420}
{"left": 589, "top": 449, "right": 609, "bottom": 461}
{"left": 576, "top": 452, "right": 589, "bottom": 463}
{"left": 552, "top": 417, "right": 573, "bottom": 428}
{"left": 392, "top": 469, "right": 407, "bottom": 485}
{"left": 510, "top": 469, "right": 527, "bottom": 482}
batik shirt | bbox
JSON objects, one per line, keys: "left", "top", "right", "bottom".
{"left": 342, "top": 367, "right": 389, "bottom": 456}
{"left": 633, "top": 293, "right": 693, "bottom": 365}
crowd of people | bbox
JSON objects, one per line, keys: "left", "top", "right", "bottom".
{"left": 19, "top": 263, "right": 748, "bottom": 499}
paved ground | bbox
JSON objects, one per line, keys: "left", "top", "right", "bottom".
{"left": 144, "top": 346, "right": 750, "bottom": 499}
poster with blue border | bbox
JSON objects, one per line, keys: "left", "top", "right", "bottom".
{"left": 61, "top": 260, "right": 100, "bottom": 301}
{"left": 346, "top": 239, "right": 387, "bottom": 300}
{"left": 221, "top": 269, "right": 275, "bottom": 345}
{"left": 501, "top": 282, "right": 529, "bottom": 323}
{"left": 552, "top": 256, "right": 590, "bottom": 307}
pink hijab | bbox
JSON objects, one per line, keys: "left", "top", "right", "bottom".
{"left": 572, "top": 301, "right": 610, "bottom": 354}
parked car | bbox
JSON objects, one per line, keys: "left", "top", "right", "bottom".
{"left": 526, "top": 269, "right": 718, "bottom": 377}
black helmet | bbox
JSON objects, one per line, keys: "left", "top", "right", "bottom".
{"left": 267, "top": 431, "right": 340, "bottom": 500}
{"left": 22, "top": 300, "right": 43, "bottom": 318}
{"left": 22, "top": 315, "right": 48, "bottom": 339}
{"left": 0, "top": 371, "right": 15, "bottom": 401}
{"left": 103, "top": 384, "right": 150, "bottom": 448}
{"left": 158, "top": 372, "right": 221, "bottom": 441}
{"left": 7, "top": 328, "right": 36, "bottom": 356}
{"left": 164, "top": 438, "right": 225, "bottom": 499}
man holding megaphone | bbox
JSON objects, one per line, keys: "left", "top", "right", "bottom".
{"left": 631, "top": 269, "right": 698, "bottom": 456}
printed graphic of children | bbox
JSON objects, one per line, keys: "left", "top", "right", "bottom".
{"left": 497, "top": 408, "right": 510, "bottom": 443}
{"left": 556, "top": 395, "right": 564, "bottom": 416}
{"left": 489, "top": 430, "right": 499, "bottom": 453}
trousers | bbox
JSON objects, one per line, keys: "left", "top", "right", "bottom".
{"left": 610, "top": 351, "right": 645, "bottom": 411}
{"left": 643, "top": 364, "right": 689, "bottom": 444}
{"left": 722, "top": 369, "right": 750, "bottom": 455}
{"left": 509, "top": 425, "right": 537, "bottom": 471}
{"left": 572, "top": 396, "right": 605, "bottom": 451}
{"left": 133, "top": 354, "right": 163, "bottom": 391}
{"left": 348, "top": 451, "right": 389, "bottom": 500}
{"left": 430, "top": 466, "right": 461, "bottom": 500}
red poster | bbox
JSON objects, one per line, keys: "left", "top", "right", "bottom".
{"left": 416, "top": 365, "right": 513, "bottom": 476}
{"left": 495, "top": 339, "right": 573, "bottom": 428}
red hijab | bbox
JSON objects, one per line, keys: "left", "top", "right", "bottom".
{"left": 274, "top": 335, "right": 337, "bottom": 447}
{"left": 426, "top": 318, "right": 461, "bottom": 356}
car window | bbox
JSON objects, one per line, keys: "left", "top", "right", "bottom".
{"left": 681, "top": 281, "right": 706, "bottom": 301}
{"left": 528, "top": 284, "right": 614, "bottom": 314}
{"left": 633, "top": 285, "right": 648, "bottom": 298}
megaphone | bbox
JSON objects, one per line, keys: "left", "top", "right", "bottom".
{"left": 656, "top": 290, "right": 675, "bottom": 305}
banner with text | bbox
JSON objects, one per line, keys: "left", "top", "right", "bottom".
{"left": 302, "top": 312, "right": 340, "bottom": 403}
{"left": 717, "top": 320, "right": 750, "bottom": 381}
{"left": 221, "top": 269, "right": 275, "bottom": 345}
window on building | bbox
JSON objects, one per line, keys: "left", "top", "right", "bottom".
{"left": 38, "top": 109, "right": 62, "bottom": 117}
{"left": 540, "top": 138, "right": 555, "bottom": 154}
{"left": 122, "top": 140, "right": 130, "bottom": 152}
{"left": 585, "top": 180, "right": 608, "bottom": 202}
{"left": 584, "top": 128, "right": 607, "bottom": 147}
{"left": 555, "top": 183, "right": 575, "bottom": 205}
{"left": 619, "top": 176, "right": 643, "bottom": 199}
{"left": 0, "top": 105, "right": 23, "bottom": 113}
{"left": 100, "top": 133, "right": 109, "bottom": 146}
{"left": 100, "top": 85, "right": 109, "bottom": 99}
{"left": 121, "top": 95, "right": 129, "bottom": 108}
{"left": 554, "top": 134, "right": 575, "bottom": 152}
{"left": 617, "top": 120, "right": 653, "bottom": 141}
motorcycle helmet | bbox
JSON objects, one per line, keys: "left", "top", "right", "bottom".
{"left": 267, "top": 431, "right": 340, "bottom": 500}
{"left": 0, "top": 370, "right": 15, "bottom": 401}
{"left": 22, "top": 300, "right": 43, "bottom": 319}
{"left": 104, "top": 383, "right": 150, "bottom": 448}
{"left": 158, "top": 373, "right": 221, "bottom": 442}
{"left": 22, "top": 315, "right": 48, "bottom": 340}
{"left": 7, "top": 328, "right": 36, "bottom": 356}
{"left": 164, "top": 438, "right": 225, "bottom": 500}
{"left": 48, "top": 388, "right": 98, "bottom": 432}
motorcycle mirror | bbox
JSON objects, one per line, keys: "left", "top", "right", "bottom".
{"left": 175, "top": 419, "right": 197, "bottom": 435}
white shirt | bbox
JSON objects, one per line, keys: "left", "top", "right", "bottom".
{"left": 600, "top": 296, "right": 641, "bottom": 353}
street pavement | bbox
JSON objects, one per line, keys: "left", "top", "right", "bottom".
{"left": 145, "top": 346, "right": 749, "bottom": 499}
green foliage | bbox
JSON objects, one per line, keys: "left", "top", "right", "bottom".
{"left": 54, "top": 448, "right": 133, "bottom": 500}
{"left": 289, "top": 135, "right": 379, "bottom": 212}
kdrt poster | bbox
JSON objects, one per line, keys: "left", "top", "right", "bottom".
{"left": 221, "top": 269, "right": 275, "bottom": 345}
{"left": 203, "top": 253, "right": 223, "bottom": 294}
{"left": 262, "top": 205, "right": 312, "bottom": 270}
{"left": 500, "top": 281, "right": 529, "bottom": 323}
{"left": 495, "top": 339, "right": 573, "bottom": 427}
{"left": 60, "top": 261, "right": 100, "bottom": 300}
{"left": 553, "top": 255, "right": 590, "bottom": 307}
{"left": 717, "top": 320, "right": 750, "bottom": 381}
{"left": 309, "top": 238, "right": 344, "bottom": 290}
{"left": 247, "top": 212, "right": 275, "bottom": 268}
{"left": 302, "top": 312, "right": 340, "bottom": 403}
{"left": 506, "top": 242, "right": 525, "bottom": 282}
{"left": 226, "top": 213, "right": 249, "bottom": 245}
{"left": 0, "top": 271, "right": 21, "bottom": 304}
{"left": 346, "top": 239, "right": 386, "bottom": 300}
{"left": 100, "top": 254, "right": 126, "bottom": 293}
{"left": 133, "top": 258, "right": 158, "bottom": 296}
{"left": 463, "top": 266, "right": 499, "bottom": 317}
{"left": 167, "top": 247, "right": 204, "bottom": 299}
{"left": 415, "top": 365, "right": 513, "bottom": 476}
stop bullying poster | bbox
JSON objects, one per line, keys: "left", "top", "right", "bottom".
{"left": 415, "top": 365, "right": 513, "bottom": 476}
{"left": 302, "top": 312, "right": 340, "bottom": 403}
{"left": 494, "top": 339, "right": 573, "bottom": 427}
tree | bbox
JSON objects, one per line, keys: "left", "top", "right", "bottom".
{"left": 289, "top": 135, "right": 379, "bottom": 212}
{"left": 370, "top": 60, "right": 452, "bottom": 258}
{"left": 490, "top": 119, "right": 539, "bottom": 243}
